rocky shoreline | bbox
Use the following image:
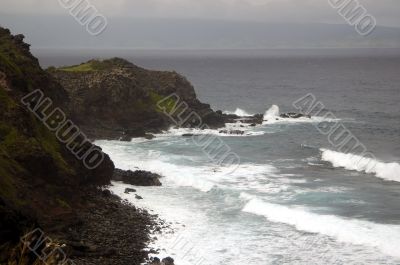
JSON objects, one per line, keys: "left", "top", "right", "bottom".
{"left": 0, "top": 26, "right": 312, "bottom": 265}
{"left": 56, "top": 188, "right": 157, "bottom": 265}
{"left": 0, "top": 27, "right": 175, "bottom": 265}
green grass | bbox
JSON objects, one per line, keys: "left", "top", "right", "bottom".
{"left": 149, "top": 91, "right": 178, "bottom": 113}
{"left": 56, "top": 57, "right": 140, "bottom": 73}
{"left": 32, "top": 118, "right": 74, "bottom": 176}
{"left": 58, "top": 62, "right": 95, "bottom": 72}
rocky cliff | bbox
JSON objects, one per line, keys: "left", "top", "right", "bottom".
{"left": 49, "top": 58, "right": 226, "bottom": 140}
{"left": 0, "top": 27, "right": 125, "bottom": 264}
{"left": 1, "top": 24, "right": 228, "bottom": 264}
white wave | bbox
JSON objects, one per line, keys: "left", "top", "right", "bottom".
{"left": 242, "top": 198, "right": 400, "bottom": 258}
{"left": 157, "top": 123, "right": 265, "bottom": 137}
{"left": 262, "top": 105, "right": 340, "bottom": 125}
{"left": 224, "top": 108, "right": 253, "bottom": 117}
{"left": 97, "top": 137, "right": 314, "bottom": 196}
{"left": 321, "top": 149, "right": 400, "bottom": 182}
{"left": 96, "top": 140, "right": 288, "bottom": 193}
{"left": 263, "top": 116, "right": 341, "bottom": 125}
{"left": 263, "top": 104, "right": 280, "bottom": 120}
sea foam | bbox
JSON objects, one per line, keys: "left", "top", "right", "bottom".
{"left": 321, "top": 149, "right": 400, "bottom": 182}
{"left": 224, "top": 108, "right": 253, "bottom": 117}
{"left": 242, "top": 198, "right": 400, "bottom": 258}
{"left": 262, "top": 104, "right": 340, "bottom": 125}
{"left": 157, "top": 123, "right": 265, "bottom": 137}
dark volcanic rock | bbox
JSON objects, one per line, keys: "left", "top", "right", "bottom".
{"left": 219, "top": 129, "right": 245, "bottom": 135}
{"left": 149, "top": 257, "right": 161, "bottom": 264}
{"left": 280, "top": 112, "right": 311, "bottom": 119}
{"left": 69, "top": 189, "right": 157, "bottom": 265}
{"left": 241, "top": 114, "right": 264, "bottom": 124}
{"left": 145, "top": 134, "right": 155, "bottom": 140}
{"left": 124, "top": 188, "right": 137, "bottom": 194}
{"left": 221, "top": 113, "right": 264, "bottom": 125}
{"left": 113, "top": 169, "right": 162, "bottom": 186}
{"left": 162, "top": 257, "right": 175, "bottom": 265}
{"left": 49, "top": 58, "right": 226, "bottom": 139}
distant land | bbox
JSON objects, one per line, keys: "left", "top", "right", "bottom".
{"left": 1, "top": 15, "right": 400, "bottom": 49}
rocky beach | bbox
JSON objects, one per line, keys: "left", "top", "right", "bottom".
{"left": 0, "top": 26, "right": 229, "bottom": 264}
{"left": 0, "top": 26, "right": 279, "bottom": 265}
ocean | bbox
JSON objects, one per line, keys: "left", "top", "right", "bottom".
{"left": 38, "top": 49, "right": 400, "bottom": 264}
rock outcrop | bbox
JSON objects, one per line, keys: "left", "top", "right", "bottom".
{"left": 49, "top": 58, "right": 226, "bottom": 140}
{"left": 280, "top": 112, "right": 311, "bottom": 119}
{"left": 113, "top": 169, "right": 162, "bottom": 186}
{"left": 219, "top": 129, "right": 245, "bottom": 135}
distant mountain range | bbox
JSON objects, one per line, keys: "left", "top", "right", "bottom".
{"left": 1, "top": 15, "right": 400, "bottom": 49}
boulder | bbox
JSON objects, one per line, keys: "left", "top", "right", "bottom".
{"left": 145, "top": 134, "right": 155, "bottom": 140}
{"left": 124, "top": 188, "right": 137, "bottom": 194}
{"left": 162, "top": 257, "right": 175, "bottom": 265}
{"left": 150, "top": 257, "right": 161, "bottom": 264}
{"left": 113, "top": 169, "right": 162, "bottom": 186}
{"left": 102, "top": 190, "right": 112, "bottom": 197}
{"left": 232, "top": 113, "right": 264, "bottom": 125}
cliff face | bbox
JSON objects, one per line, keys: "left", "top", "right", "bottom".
{"left": 0, "top": 27, "right": 114, "bottom": 262}
{"left": 49, "top": 58, "right": 225, "bottom": 139}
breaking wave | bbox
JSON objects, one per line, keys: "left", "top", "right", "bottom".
{"left": 224, "top": 108, "right": 253, "bottom": 117}
{"left": 262, "top": 104, "right": 341, "bottom": 124}
{"left": 242, "top": 198, "right": 400, "bottom": 258}
{"left": 321, "top": 149, "right": 400, "bottom": 182}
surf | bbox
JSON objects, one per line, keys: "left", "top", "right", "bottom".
{"left": 242, "top": 198, "right": 400, "bottom": 258}
{"left": 321, "top": 149, "right": 400, "bottom": 182}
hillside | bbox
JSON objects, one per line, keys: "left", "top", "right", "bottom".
{"left": 0, "top": 27, "right": 162, "bottom": 265}
{"left": 49, "top": 58, "right": 225, "bottom": 139}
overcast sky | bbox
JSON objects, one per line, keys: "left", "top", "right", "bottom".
{"left": 1, "top": 0, "right": 399, "bottom": 27}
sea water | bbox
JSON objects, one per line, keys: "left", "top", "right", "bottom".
{"left": 39, "top": 49, "right": 400, "bottom": 264}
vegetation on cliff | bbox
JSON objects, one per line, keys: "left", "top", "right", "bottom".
{"left": 49, "top": 58, "right": 226, "bottom": 139}
{"left": 1, "top": 25, "right": 222, "bottom": 264}
{"left": 0, "top": 27, "right": 115, "bottom": 264}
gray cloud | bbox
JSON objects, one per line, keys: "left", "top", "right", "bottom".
{"left": 1, "top": 0, "right": 399, "bottom": 27}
